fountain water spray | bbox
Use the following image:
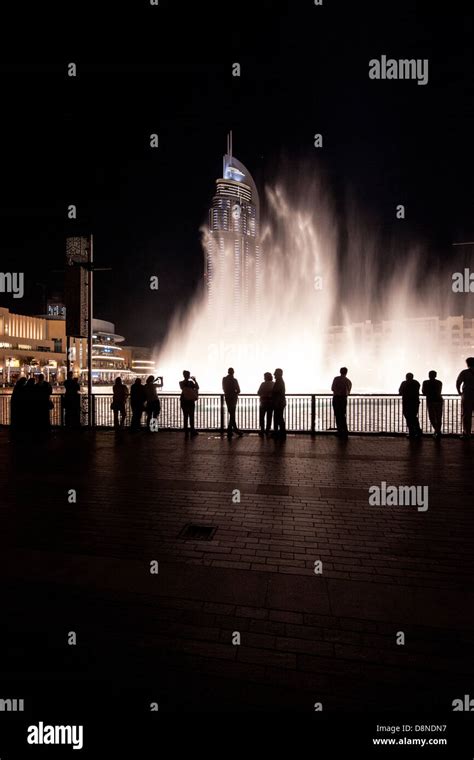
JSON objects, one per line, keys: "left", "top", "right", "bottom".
{"left": 155, "top": 164, "right": 467, "bottom": 393}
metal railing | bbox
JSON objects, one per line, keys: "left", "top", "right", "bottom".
{"left": 0, "top": 392, "right": 467, "bottom": 434}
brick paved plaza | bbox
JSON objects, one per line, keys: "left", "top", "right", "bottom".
{"left": 1, "top": 429, "right": 473, "bottom": 715}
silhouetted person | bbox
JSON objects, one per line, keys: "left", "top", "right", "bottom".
{"left": 399, "top": 372, "right": 421, "bottom": 438}
{"left": 331, "top": 367, "right": 352, "bottom": 438}
{"left": 63, "top": 371, "right": 81, "bottom": 428}
{"left": 180, "top": 370, "right": 199, "bottom": 437}
{"left": 272, "top": 368, "right": 286, "bottom": 439}
{"left": 422, "top": 370, "right": 443, "bottom": 438}
{"left": 112, "top": 377, "right": 129, "bottom": 428}
{"left": 144, "top": 375, "right": 161, "bottom": 431}
{"left": 24, "top": 377, "right": 36, "bottom": 430}
{"left": 130, "top": 378, "right": 147, "bottom": 430}
{"left": 222, "top": 367, "right": 243, "bottom": 438}
{"left": 10, "top": 376, "right": 27, "bottom": 434}
{"left": 257, "top": 372, "right": 274, "bottom": 436}
{"left": 34, "top": 373, "right": 53, "bottom": 431}
{"left": 456, "top": 356, "right": 474, "bottom": 439}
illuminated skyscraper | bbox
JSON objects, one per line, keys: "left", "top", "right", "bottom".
{"left": 205, "top": 133, "right": 261, "bottom": 326}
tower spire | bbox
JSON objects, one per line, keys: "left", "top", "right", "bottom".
{"left": 224, "top": 131, "right": 233, "bottom": 175}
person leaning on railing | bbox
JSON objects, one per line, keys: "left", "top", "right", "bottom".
{"left": 257, "top": 372, "right": 274, "bottom": 437}
{"left": 63, "top": 371, "right": 81, "bottom": 429}
{"left": 130, "top": 378, "right": 146, "bottom": 431}
{"left": 399, "top": 373, "right": 421, "bottom": 439}
{"left": 34, "top": 373, "right": 53, "bottom": 432}
{"left": 456, "top": 356, "right": 474, "bottom": 440}
{"left": 422, "top": 370, "right": 443, "bottom": 438}
{"left": 111, "top": 377, "right": 129, "bottom": 429}
{"left": 10, "top": 376, "right": 27, "bottom": 435}
{"left": 272, "top": 368, "right": 287, "bottom": 440}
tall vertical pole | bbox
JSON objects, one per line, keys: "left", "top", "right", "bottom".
{"left": 220, "top": 393, "right": 225, "bottom": 434}
{"left": 311, "top": 394, "right": 316, "bottom": 436}
{"left": 66, "top": 335, "right": 71, "bottom": 375}
{"left": 87, "top": 234, "right": 94, "bottom": 423}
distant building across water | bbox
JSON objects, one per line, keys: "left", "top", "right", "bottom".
{"left": 327, "top": 314, "right": 474, "bottom": 381}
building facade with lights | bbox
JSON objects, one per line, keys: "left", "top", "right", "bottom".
{"left": 0, "top": 307, "right": 153, "bottom": 386}
{"left": 0, "top": 306, "right": 66, "bottom": 384}
{"left": 205, "top": 133, "right": 261, "bottom": 326}
{"left": 68, "top": 321, "right": 154, "bottom": 385}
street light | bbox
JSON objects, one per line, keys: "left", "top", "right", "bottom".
{"left": 64, "top": 235, "right": 111, "bottom": 425}
{"left": 72, "top": 236, "right": 111, "bottom": 402}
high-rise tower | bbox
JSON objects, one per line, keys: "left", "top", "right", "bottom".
{"left": 205, "top": 133, "right": 261, "bottom": 327}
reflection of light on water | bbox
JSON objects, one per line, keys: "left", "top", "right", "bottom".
{"left": 155, "top": 178, "right": 462, "bottom": 393}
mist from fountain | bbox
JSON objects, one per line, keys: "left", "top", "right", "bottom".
{"left": 155, "top": 174, "right": 466, "bottom": 394}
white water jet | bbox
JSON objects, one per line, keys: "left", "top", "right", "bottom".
{"left": 155, "top": 172, "right": 468, "bottom": 394}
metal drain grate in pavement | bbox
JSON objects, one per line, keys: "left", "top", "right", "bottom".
{"left": 179, "top": 523, "right": 217, "bottom": 541}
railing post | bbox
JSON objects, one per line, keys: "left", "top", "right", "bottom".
{"left": 311, "top": 394, "right": 316, "bottom": 435}
{"left": 89, "top": 393, "right": 96, "bottom": 428}
{"left": 220, "top": 393, "right": 225, "bottom": 434}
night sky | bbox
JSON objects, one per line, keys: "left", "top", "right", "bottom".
{"left": 1, "top": 1, "right": 473, "bottom": 346}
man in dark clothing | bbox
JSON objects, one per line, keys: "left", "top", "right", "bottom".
{"left": 399, "top": 372, "right": 421, "bottom": 438}
{"left": 331, "top": 367, "right": 352, "bottom": 438}
{"left": 272, "top": 368, "right": 286, "bottom": 439}
{"left": 456, "top": 357, "right": 474, "bottom": 439}
{"left": 144, "top": 375, "right": 161, "bottom": 431}
{"left": 422, "top": 370, "right": 443, "bottom": 438}
{"left": 179, "top": 370, "right": 199, "bottom": 437}
{"left": 10, "top": 376, "right": 27, "bottom": 435}
{"left": 257, "top": 372, "right": 274, "bottom": 436}
{"left": 130, "top": 377, "right": 147, "bottom": 430}
{"left": 34, "top": 373, "right": 53, "bottom": 431}
{"left": 222, "top": 367, "right": 243, "bottom": 438}
{"left": 112, "top": 377, "right": 129, "bottom": 428}
{"left": 24, "top": 377, "right": 36, "bottom": 430}
{"left": 63, "top": 371, "right": 81, "bottom": 428}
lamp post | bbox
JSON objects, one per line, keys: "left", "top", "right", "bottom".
{"left": 65, "top": 235, "right": 111, "bottom": 425}
{"left": 87, "top": 234, "right": 94, "bottom": 405}
{"left": 83, "top": 235, "right": 111, "bottom": 422}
